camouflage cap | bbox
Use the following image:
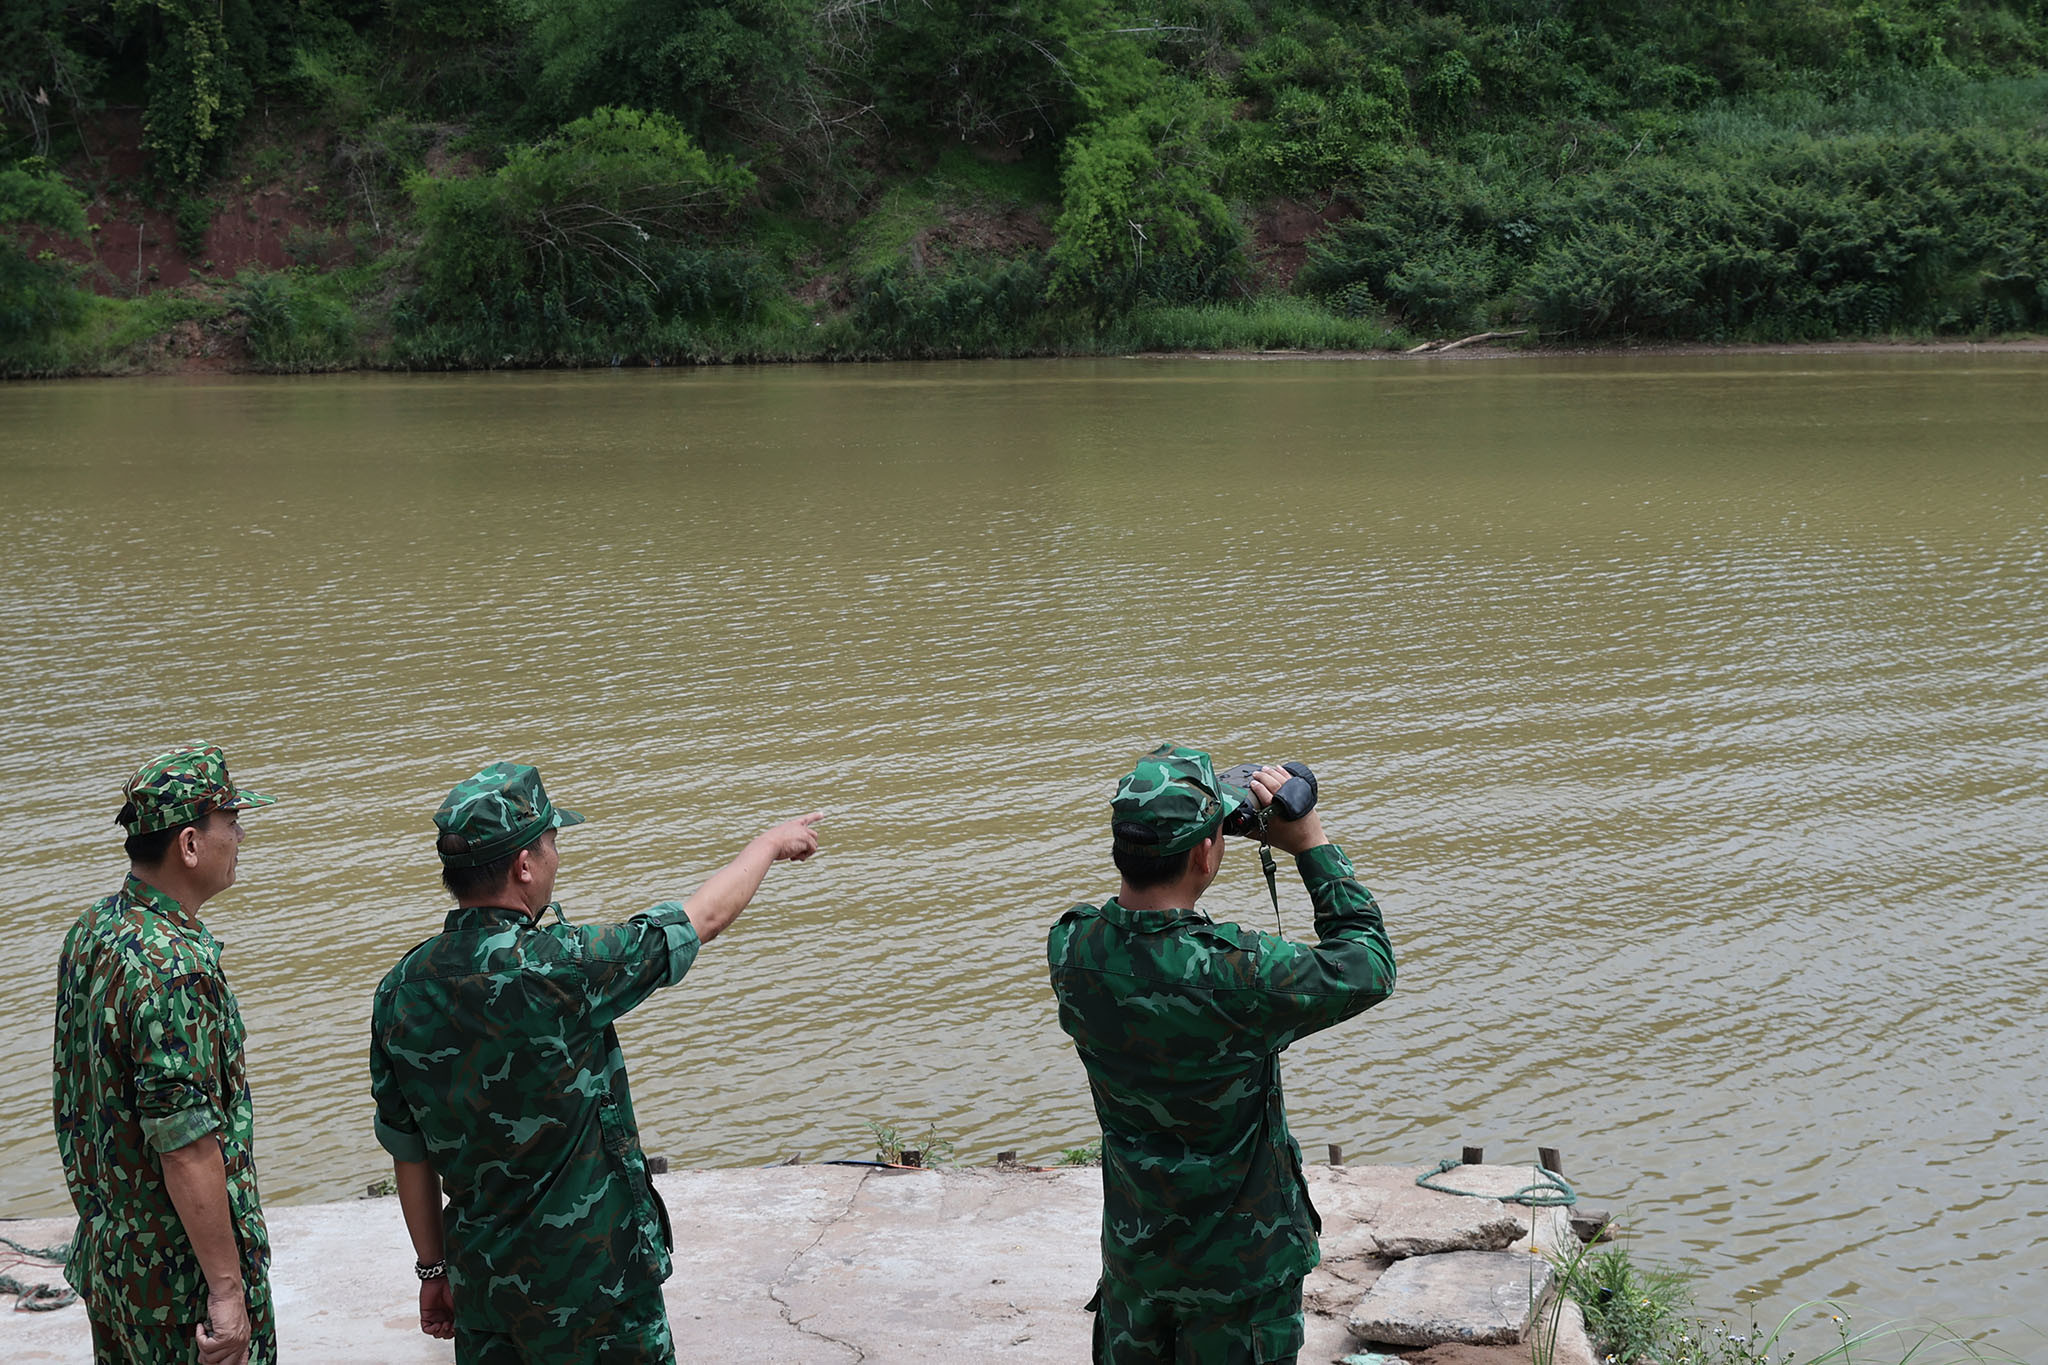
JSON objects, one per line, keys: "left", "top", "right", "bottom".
{"left": 434, "top": 762, "right": 585, "bottom": 868}
{"left": 121, "top": 744, "right": 277, "bottom": 834}
{"left": 1110, "top": 743, "right": 1247, "bottom": 855}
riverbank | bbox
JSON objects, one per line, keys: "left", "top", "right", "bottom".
{"left": 1, "top": 1162, "right": 1594, "bottom": 1364}
{"left": 1147, "top": 337, "right": 2048, "bottom": 360}
{"left": 9, "top": 323, "right": 2048, "bottom": 382}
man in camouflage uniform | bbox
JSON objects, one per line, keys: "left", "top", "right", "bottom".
{"left": 1047, "top": 744, "right": 1396, "bottom": 1365}
{"left": 369, "top": 761, "right": 823, "bottom": 1364}
{"left": 52, "top": 745, "right": 280, "bottom": 1365}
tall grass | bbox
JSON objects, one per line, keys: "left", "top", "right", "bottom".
{"left": 1099, "top": 297, "right": 1404, "bottom": 353}
{"left": 1549, "top": 1244, "right": 2035, "bottom": 1365}
{"left": 0, "top": 292, "right": 225, "bottom": 378}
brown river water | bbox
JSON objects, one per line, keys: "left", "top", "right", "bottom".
{"left": 3, "top": 355, "right": 2044, "bottom": 1350}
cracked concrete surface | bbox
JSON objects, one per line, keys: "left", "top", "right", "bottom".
{"left": 758, "top": 1167, "right": 1098, "bottom": 1362}
{"left": 1, "top": 1163, "right": 1586, "bottom": 1363}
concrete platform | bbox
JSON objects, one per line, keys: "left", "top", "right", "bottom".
{"left": 1, "top": 1164, "right": 1591, "bottom": 1364}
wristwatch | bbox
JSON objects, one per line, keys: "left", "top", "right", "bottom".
{"left": 415, "top": 1260, "right": 448, "bottom": 1281}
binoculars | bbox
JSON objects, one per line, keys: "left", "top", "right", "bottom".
{"left": 1214, "top": 761, "right": 1318, "bottom": 836}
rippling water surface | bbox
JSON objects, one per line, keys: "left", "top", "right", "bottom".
{"left": 3, "top": 355, "right": 2044, "bottom": 1348}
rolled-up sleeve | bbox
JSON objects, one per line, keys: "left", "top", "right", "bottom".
{"left": 647, "top": 902, "right": 700, "bottom": 986}
{"left": 131, "top": 977, "right": 226, "bottom": 1154}
{"left": 369, "top": 1030, "right": 429, "bottom": 1163}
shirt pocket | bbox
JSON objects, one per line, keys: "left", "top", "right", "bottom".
{"left": 1251, "top": 1310, "right": 1306, "bottom": 1363}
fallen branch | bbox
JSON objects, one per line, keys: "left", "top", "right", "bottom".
{"left": 1408, "top": 329, "right": 1530, "bottom": 353}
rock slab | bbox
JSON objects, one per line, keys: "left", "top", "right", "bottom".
{"left": 1312, "top": 1164, "right": 1530, "bottom": 1262}
{"left": 1348, "top": 1249, "right": 1557, "bottom": 1346}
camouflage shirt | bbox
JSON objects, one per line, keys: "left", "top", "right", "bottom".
{"left": 51, "top": 874, "right": 270, "bottom": 1323}
{"left": 1046, "top": 844, "right": 1395, "bottom": 1305}
{"left": 368, "top": 902, "right": 700, "bottom": 1332}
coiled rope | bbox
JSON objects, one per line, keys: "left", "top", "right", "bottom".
{"left": 1415, "top": 1157, "right": 1578, "bottom": 1207}
{"left": 0, "top": 1235, "right": 78, "bottom": 1311}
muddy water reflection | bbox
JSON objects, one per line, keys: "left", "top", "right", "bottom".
{"left": 3, "top": 356, "right": 2044, "bottom": 1343}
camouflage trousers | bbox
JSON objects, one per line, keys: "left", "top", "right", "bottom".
{"left": 86, "top": 1279, "right": 277, "bottom": 1365}
{"left": 454, "top": 1288, "right": 674, "bottom": 1365}
{"left": 1089, "top": 1274, "right": 1305, "bottom": 1365}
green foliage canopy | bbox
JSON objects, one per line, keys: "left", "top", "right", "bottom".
{"left": 520, "top": 0, "right": 813, "bottom": 135}
{"left": 1526, "top": 127, "right": 2048, "bottom": 338}
{"left": 401, "top": 106, "right": 766, "bottom": 361}
{"left": 1050, "top": 83, "right": 1246, "bottom": 315}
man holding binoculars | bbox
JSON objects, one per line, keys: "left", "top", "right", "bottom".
{"left": 1047, "top": 744, "right": 1397, "bottom": 1365}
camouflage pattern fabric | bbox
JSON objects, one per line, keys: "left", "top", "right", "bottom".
{"left": 454, "top": 1286, "right": 674, "bottom": 1364}
{"left": 433, "top": 762, "right": 584, "bottom": 867}
{"left": 1110, "top": 744, "right": 1247, "bottom": 855}
{"left": 1090, "top": 1274, "right": 1304, "bottom": 1365}
{"left": 120, "top": 746, "right": 275, "bottom": 835}
{"left": 1046, "top": 844, "right": 1395, "bottom": 1306}
{"left": 86, "top": 1277, "right": 277, "bottom": 1364}
{"left": 369, "top": 901, "right": 700, "bottom": 1335}
{"left": 52, "top": 875, "right": 271, "bottom": 1324}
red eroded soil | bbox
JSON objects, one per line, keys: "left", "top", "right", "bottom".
{"left": 1251, "top": 196, "right": 1354, "bottom": 288}
{"left": 905, "top": 202, "right": 1054, "bottom": 270}
{"left": 31, "top": 108, "right": 372, "bottom": 295}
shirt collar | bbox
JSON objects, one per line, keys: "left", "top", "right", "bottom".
{"left": 443, "top": 904, "right": 536, "bottom": 933}
{"left": 1098, "top": 897, "right": 1211, "bottom": 931}
{"left": 121, "top": 871, "right": 209, "bottom": 938}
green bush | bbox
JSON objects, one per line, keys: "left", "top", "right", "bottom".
{"left": 1553, "top": 1245, "right": 1694, "bottom": 1363}
{"left": 1296, "top": 152, "right": 1533, "bottom": 334}
{"left": 1050, "top": 83, "right": 1247, "bottom": 318}
{"left": 397, "top": 106, "right": 770, "bottom": 363}
{"left": 1297, "top": 94, "right": 2048, "bottom": 343}
{"left": 852, "top": 254, "right": 1057, "bottom": 358}
{"left": 172, "top": 193, "right": 215, "bottom": 258}
{"left": 0, "top": 160, "right": 87, "bottom": 239}
{"left": 1252, "top": 76, "right": 1411, "bottom": 194}
{"left": 393, "top": 241, "right": 787, "bottom": 366}
{"left": 1523, "top": 128, "right": 2048, "bottom": 338}
{"left": 521, "top": 0, "right": 813, "bottom": 134}
{"left": 0, "top": 245, "right": 87, "bottom": 349}
{"left": 232, "top": 270, "right": 355, "bottom": 370}
{"left": 0, "top": 162, "right": 89, "bottom": 350}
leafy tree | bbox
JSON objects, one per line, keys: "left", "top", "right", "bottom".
{"left": 1, "top": 1, "right": 99, "bottom": 158}
{"left": 865, "top": 0, "right": 1141, "bottom": 146}
{"left": 387, "top": 0, "right": 515, "bottom": 42}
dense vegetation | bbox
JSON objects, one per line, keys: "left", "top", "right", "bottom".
{"left": 5, "top": 0, "right": 2048, "bottom": 372}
